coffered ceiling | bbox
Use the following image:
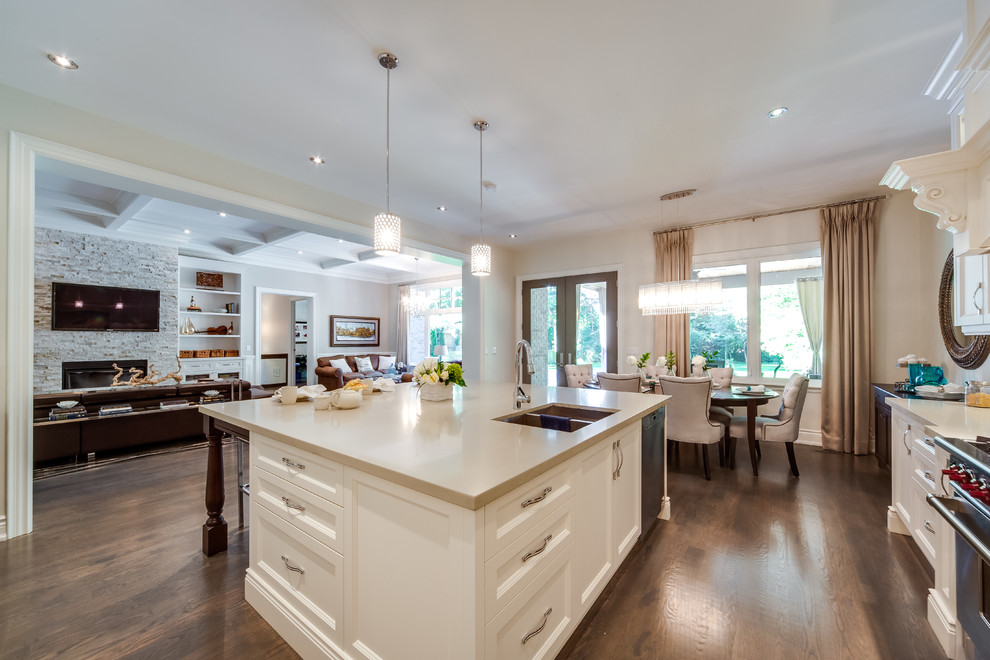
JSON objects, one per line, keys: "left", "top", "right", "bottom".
{"left": 0, "top": 0, "right": 964, "bottom": 257}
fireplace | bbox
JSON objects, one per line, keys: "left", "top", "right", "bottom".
{"left": 62, "top": 359, "right": 148, "bottom": 390}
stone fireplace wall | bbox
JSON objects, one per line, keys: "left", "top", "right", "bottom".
{"left": 34, "top": 228, "right": 179, "bottom": 392}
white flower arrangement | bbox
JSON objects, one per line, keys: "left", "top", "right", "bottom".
{"left": 691, "top": 355, "right": 706, "bottom": 368}
{"left": 412, "top": 357, "right": 466, "bottom": 388}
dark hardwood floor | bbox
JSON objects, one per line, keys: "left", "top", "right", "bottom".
{"left": 0, "top": 441, "right": 945, "bottom": 659}
{"left": 561, "top": 443, "right": 946, "bottom": 660}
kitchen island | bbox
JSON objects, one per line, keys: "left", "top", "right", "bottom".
{"left": 201, "top": 381, "right": 667, "bottom": 660}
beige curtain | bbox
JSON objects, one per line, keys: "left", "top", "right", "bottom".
{"left": 796, "top": 276, "right": 824, "bottom": 376}
{"left": 820, "top": 200, "right": 879, "bottom": 454}
{"left": 396, "top": 285, "right": 409, "bottom": 367}
{"left": 654, "top": 229, "right": 693, "bottom": 377}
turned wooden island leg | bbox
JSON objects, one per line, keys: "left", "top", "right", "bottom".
{"left": 203, "top": 418, "right": 227, "bottom": 556}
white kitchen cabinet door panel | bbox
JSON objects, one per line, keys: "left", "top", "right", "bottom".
{"left": 611, "top": 427, "right": 642, "bottom": 563}
{"left": 344, "top": 468, "right": 481, "bottom": 660}
{"left": 572, "top": 438, "right": 613, "bottom": 609}
{"left": 254, "top": 468, "right": 344, "bottom": 555}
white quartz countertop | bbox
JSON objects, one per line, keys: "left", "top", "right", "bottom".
{"left": 887, "top": 397, "right": 990, "bottom": 440}
{"left": 201, "top": 382, "right": 667, "bottom": 510}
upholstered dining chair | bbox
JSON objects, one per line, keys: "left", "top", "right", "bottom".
{"left": 564, "top": 364, "right": 595, "bottom": 388}
{"left": 707, "top": 367, "right": 734, "bottom": 459}
{"left": 656, "top": 375, "right": 726, "bottom": 480}
{"left": 728, "top": 373, "right": 810, "bottom": 477}
{"left": 596, "top": 372, "right": 642, "bottom": 392}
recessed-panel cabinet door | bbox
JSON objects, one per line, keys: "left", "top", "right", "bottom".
{"left": 572, "top": 439, "right": 613, "bottom": 609}
{"left": 611, "top": 429, "right": 641, "bottom": 564}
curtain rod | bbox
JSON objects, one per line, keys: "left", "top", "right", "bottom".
{"left": 653, "top": 194, "right": 888, "bottom": 235}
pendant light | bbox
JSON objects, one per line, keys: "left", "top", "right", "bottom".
{"left": 470, "top": 120, "right": 492, "bottom": 276}
{"left": 638, "top": 189, "right": 722, "bottom": 315}
{"left": 373, "top": 52, "right": 401, "bottom": 256}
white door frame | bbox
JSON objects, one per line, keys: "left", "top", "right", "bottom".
{"left": 254, "top": 287, "right": 317, "bottom": 388}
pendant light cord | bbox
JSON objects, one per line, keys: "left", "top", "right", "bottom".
{"left": 479, "top": 124, "right": 484, "bottom": 243}
{"left": 385, "top": 66, "right": 391, "bottom": 214}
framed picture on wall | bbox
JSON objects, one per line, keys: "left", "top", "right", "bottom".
{"left": 294, "top": 321, "right": 308, "bottom": 341}
{"left": 330, "top": 315, "right": 380, "bottom": 347}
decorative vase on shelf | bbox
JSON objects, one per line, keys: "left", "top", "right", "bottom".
{"left": 419, "top": 383, "right": 454, "bottom": 401}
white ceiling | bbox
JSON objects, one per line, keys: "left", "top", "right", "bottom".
{"left": 0, "top": 0, "right": 963, "bottom": 253}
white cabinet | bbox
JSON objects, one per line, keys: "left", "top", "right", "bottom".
{"left": 955, "top": 254, "right": 990, "bottom": 333}
{"left": 889, "top": 406, "right": 940, "bottom": 572}
{"left": 247, "top": 420, "right": 651, "bottom": 660}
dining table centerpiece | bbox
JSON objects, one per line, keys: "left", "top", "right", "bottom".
{"left": 627, "top": 351, "right": 652, "bottom": 381}
{"left": 412, "top": 357, "right": 466, "bottom": 401}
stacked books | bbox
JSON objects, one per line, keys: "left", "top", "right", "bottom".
{"left": 160, "top": 400, "right": 191, "bottom": 410}
{"left": 48, "top": 405, "right": 86, "bottom": 421}
{"left": 199, "top": 394, "right": 225, "bottom": 404}
{"left": 98, "top": 403, "right": 133, "bottom": 416}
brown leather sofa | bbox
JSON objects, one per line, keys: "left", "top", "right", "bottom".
{"left": 33, "top": 380, "right": 252, "bottom": 466}
{"left": 315, "top": 354, "right": 412, "bottom": 390}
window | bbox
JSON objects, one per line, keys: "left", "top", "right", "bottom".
{"left": 690, "top": 247, "right": 822, "bottom": 383}
{"left": 407, "top": 280, "right": 462, "bottom": 365}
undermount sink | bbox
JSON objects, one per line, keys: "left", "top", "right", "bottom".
{"left": 494, "top": 403, "right": 617, "bottom": 433}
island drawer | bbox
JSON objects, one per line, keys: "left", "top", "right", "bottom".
{"left": 484, "top": 544, "right": 574, "bottom": 660}
{"left": 251, "top": 504, "right": 344, "bottom": 648}
{"left": 253, "top": 434, "right": 342, "bottom": 506}
{"left": 485, "top": 497, "right": 574, "bottom": 623}
{"left": 484, "top": 461, "right": 574, "bottom": 560}
{"left": 254, "top": 467, "right": 344, "bottom": 555}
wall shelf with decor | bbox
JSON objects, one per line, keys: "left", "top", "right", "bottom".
{"left": 177, "top": 265, "right": 243, "bottom": 381}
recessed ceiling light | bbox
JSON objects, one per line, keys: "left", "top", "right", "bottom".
{"left": 310, "top": 155, "right": 325, "bottom": 165}
{"left": 183, "top": 229, "right": 190, "bottom": 234}
{"left": 217, "top": 211, "right": 227, "bottom": 217}
{"left": 338, "top": 238, "right": 343, "bottom": 243}
{"left": 437, "top": 206, "right": 446, "bottom": 212}
{"left": 46, "top": 53, "right": 78, "bottom": 70}
{"left": 767, "top": 107, "right": 788, "bottom": 119}
{"left": 509, "top": 234, "right": 517, "bottom": 239}
{"left": 297, "top": 250, "right": 303, "bottom": 255}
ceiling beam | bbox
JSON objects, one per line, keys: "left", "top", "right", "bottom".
{"left": 320, "top": 258, "right": 356, "bottom": 270}
{"left": 104, "top": 192, "right": 153, "bottom": 231}
{"left": 35, "top": 189, "right": 117, "bottom": 218}
{"left": 230, "top": 228, "right": 307, "bottom": 256}
{"left": 356, "top": 250, "right": 380, "bottom": 262}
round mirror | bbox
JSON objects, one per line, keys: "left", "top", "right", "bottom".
{"left": 939, "top": 250, "right": 990, "bottom": 369}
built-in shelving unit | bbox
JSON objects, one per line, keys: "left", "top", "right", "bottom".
{"left": 177, "top": 266, "right": 243, "bottom": 381}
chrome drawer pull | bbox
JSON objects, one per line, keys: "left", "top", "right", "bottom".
{"left": 280, "top": 555, "right": 304, "bottom": 574}
{"left": 522, "top": 607, "right": 552, "bottom": 644}
{"left": 976, "top": 282, "right": 984, "bottom": 312}
{"left": 902, "top": 428, "right": 911, "bottom": 456}
{"left": 282, "top": 457, "right": 305, "bottom": 470}
{"left": 522, "top": 535, "right": 553, "bottom": 563}
{"left": 281, "top": 496, "right": 305, "bottom": 512}
{"left": 616, "top": 440, "right": 624, "bottom": 479}
{"left": 522, "top": 487, "right": 552, "bottom": 508}
{"left": 924, "top": 520, "right": 936, "bottom": 534}
{"left": 924, "top": 436, "right": 935, "bottom": 448}
{"left": 924, "top": 470, "right": 935, "bottom": 483}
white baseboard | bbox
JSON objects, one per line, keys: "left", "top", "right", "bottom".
{"left": 0, "top": 515, "right": 6, "bottom": 542}
{"left": 928, "top": 588, "right": 959, "bottom": 659}
{"left": 888, "top": 505, "right": 910, "bottom": 535}
{"left": 796, "top": 429, "right": 822, "bottom": 446}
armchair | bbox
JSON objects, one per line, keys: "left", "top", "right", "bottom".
{"left": 656, "top": 375, "right": 725, "bottom": 480}
{"left": 563, "top": 364, "right": 594, "bottom": 388}
{"left": 728, "top": 373, "right": 809, "bottom": 477}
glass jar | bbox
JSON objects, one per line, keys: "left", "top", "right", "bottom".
{"left": 966, "top": 381, "right": 990, "bottom": 407}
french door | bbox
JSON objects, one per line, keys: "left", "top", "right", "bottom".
{"left": 522, "top": 271, "right": 617, "bottom": 386}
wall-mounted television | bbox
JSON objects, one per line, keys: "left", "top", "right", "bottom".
{"left": 51, "top": 282, "right": 160, "bottom": 332}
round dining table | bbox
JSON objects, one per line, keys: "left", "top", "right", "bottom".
{"left": 710, "top": 388, "right": 781, "bottom": 476}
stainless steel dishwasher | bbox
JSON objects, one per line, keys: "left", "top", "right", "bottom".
{"left": 641, "top": 406, "right": 666, "bottom": 535}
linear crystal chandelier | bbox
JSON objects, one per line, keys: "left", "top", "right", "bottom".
{"left": 373, "top": 52, "right": 401, "bottom": 256}
{"left": 471, "top": 120, "right": 491, "bottom": 276}
{"left": 401, "top": 258, "right": 430, "bottom": 315}
{"left": 638, "top": 189, "right": 723, "bottom": 315}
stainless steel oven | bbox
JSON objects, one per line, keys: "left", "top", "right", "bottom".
{"left": 929, "top": 436, "right": 990, "bottom": 660}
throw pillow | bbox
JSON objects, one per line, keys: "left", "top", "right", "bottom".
{"left": 378, "top": 356, "right": 395, "bottom": 372}
{"left": 354, "top": 356, "right": 374, "bottom": 373}
{"left": 329, "top": 358, "right": 352, "bottom": 373}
